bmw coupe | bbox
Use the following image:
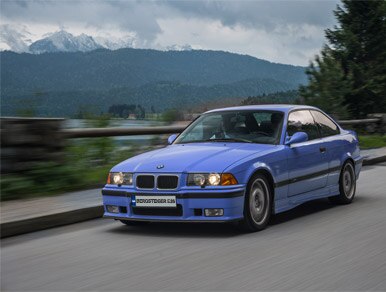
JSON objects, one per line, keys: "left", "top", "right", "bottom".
{"left": 102, "top": 105, "right": 362, "bottom": 231}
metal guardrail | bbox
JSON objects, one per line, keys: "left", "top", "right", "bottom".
{"left": 337, "top": 118, "right": 381, "bottom": 126}
{"left": 1, "top": 115, "right": 384, "bottom": 174}
{"left": 62, "top": 117, "right": 383, "bottom": 138}
{"left": 63, "top": 125, "right": 187, "bottom": 138}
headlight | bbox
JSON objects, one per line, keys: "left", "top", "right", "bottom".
{"left": 193, "top": 174, "right": 206, "bottom": 186}
{"left": 107, "top": 172, "right": 133, "bottom": 185}
{"left": 187, "top": 173, "right": 237, "bottom": 186}
{"left": 208, "top": 173, "right": 221, "bottom": 186}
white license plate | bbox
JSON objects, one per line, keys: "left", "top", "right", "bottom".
{"left": 134, "top": 195, "right": 177, "bottom": 207}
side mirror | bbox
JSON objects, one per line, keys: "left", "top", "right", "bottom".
{"left": 168, "top": 134, "right": 178, "bottom": 145}
{"left": 285, "top": 132, "right": 308, "bottom": 146}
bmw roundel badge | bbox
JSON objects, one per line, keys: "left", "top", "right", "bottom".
{"left": 156, "top": 164, "right": 164, "bottom": 169}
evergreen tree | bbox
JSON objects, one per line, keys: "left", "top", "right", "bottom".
{"left": 300, "top": 0, "right": 386, "bottom": 118}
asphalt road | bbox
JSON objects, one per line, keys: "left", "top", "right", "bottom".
{"left": 2, "top": 164, "right": 386, "bottom": 291}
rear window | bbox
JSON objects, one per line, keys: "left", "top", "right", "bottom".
{"left": 311, "top": 110, "right": 340, "bottom": 137}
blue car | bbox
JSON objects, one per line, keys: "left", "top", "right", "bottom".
{"left": 102, "top": 105, "right": 362, "bottom": 231}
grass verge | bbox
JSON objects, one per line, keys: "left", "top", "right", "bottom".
{"left": 359, "top": 135, "right": 386, "bottom": 149}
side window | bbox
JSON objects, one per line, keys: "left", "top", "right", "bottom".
{"left": 311, "top": 110, "right": 340, "bottom": 137}
{"left": 287, "top": 110, "right": 320, "bottom": 140}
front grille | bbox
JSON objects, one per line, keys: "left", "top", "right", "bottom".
{"left": 132, "top": 205, "right": 183, "bottom": 216}
{"left": 136, "top": 175, "right": 155, "bottom": 189}
{"left": 157, "top": 175, "right": 178, "bottom": 189}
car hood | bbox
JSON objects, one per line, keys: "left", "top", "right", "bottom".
{"left": 112, "top": 143, "right": 276, "bottom": 173}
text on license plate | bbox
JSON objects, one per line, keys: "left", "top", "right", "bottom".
{"left": 133, "top": 195, "right": 176, "bottom": 207}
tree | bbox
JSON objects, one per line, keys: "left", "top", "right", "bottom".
{"left": 300, "top": 0, "right": 386, "bottom": 118}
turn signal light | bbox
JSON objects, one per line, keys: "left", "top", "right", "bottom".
{"left": 221, "top": 173, "right": 238, "bottom": 186}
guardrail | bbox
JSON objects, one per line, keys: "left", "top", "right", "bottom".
{"left": 1, "top": 114, "right": 384, "bottom": 173}
{"left": 337, "top": 118, "right": 381, "bottom": 126}
{"left": 63, "top": 125, "right": 187, "bottom": 139}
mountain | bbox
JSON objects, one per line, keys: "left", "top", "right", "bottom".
{"left": 0, "top": 48, "right": 307, "bottom": 117}
{"left": 94, "top": 35, "right": 137, "bottom": 50}
{"left": 29, "top": 31, "right": 102, "bottom": 54}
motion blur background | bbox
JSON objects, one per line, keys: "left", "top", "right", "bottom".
{"left": 1, "top": 0, "right": 385, "bottom": 200}
{"left": 0, "top": 1, "right": 386, "bottom": 290}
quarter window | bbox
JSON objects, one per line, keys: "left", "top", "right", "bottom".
{"left": 311, "top": 110, "right": 340, "bottom": 137}
{"left": 287, "top": 110, "right": 319, "bottom": 140}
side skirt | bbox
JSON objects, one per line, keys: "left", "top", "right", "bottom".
{"left": 274, "top": 185, "right": 334, "bottom": 214}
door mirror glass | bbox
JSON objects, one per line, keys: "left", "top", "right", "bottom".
{"left": 285, "top": 132, "right": 308, "bottom": 146}
{"left": 168, "top": 134, "right": 178, "bottom": 145}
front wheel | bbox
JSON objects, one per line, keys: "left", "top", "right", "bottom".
{"left": 329, "top": 161, "right": 356, "bottom": 204}
{"left": 239, "top": 174, "right": 272, "bottom": 232}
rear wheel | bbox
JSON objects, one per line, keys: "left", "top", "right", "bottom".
{"left": 329, "top": 161, "right": 356, "bottom": 204}
{"left": 239, "top": 174, "right": 272, "bottom": 232}
{"left": 120, "top": 220, "right": 150, "bottom": 226}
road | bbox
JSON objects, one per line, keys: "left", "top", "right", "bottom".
{"left": 2, "top": 164, "right": 386, "bottom": 291}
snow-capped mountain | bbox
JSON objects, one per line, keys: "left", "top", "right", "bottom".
{"left": 29, "top": 31, "right": 102, "bottom": 54}
{"left": 94, "top": 35, "right": 137, "bottom": 50}
{"left": 1, "top": 28, "right": 194, "bottom": 54}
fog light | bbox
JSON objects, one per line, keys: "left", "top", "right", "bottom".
{"left": 204, "top": 208, "right": 224, "bottom": 217}
{"left": 106, "top": 205, "right": 120, "bottom": 213}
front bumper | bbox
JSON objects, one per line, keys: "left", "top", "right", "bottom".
{"left": 102, "top": 187, "right": 245, "bottom": 222}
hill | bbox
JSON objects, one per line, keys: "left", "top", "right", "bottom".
{"left": 0, "top": 48, "right": 307, "bottom": 116}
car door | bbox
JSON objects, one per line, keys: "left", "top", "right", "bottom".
{"left": 286, "top": 110, "right": 329, "bottom": 196}
{"left": 310, "top": 110, "right": 343, "bottom": 187}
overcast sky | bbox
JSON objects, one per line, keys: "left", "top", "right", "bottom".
{"left": 0, "top": 0, "right": 340, "bottom": 66}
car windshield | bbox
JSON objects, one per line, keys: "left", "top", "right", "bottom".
{"left": 174, "top": 110, "right": 284, "bottom": 145}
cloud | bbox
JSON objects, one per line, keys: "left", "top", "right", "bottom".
{"left": 0, "top": 24, "right": 30, "bottom": 52}
{"left": 0, "top": 0, "right": 339, "bottom": 65}
{"left": 162, "top": 1, "right": 338, "bottom": 30}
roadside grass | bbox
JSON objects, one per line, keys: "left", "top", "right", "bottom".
{"left": 0, "top": 138, "right": 160, "bottom": 201}
{"left": 359, "top": 135, "right": 386, "bottom": 149}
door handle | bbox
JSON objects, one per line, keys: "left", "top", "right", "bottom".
{"left": 320, "top": 147, "right": 327, "bottom": 153}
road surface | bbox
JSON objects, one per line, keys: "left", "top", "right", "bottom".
{"left": 2, "top": 164, "right": 386, "bottom": 291}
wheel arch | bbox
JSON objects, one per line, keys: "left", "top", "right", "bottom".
{"left": 247, "top": 168, "right": 275, "bottom": 209}
{"left": 341, "top": 153, "right": 355, "bottom": 170}
{"left": 341, "top": 157, "right": 356, "bottom": 179}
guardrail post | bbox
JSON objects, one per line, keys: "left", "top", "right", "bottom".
{"left": 0, "top": 117, "right": 66, "bottom": 174}
{"left": 367, "top": 113, "right": 386, "bottom": 134}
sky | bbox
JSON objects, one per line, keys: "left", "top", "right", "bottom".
{"left": 0, "top": 0, "right": 340, "bottom": 66}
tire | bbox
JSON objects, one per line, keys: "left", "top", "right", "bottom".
{"left": 329, "top": 161, "right": 356, "bottom": 204}
{"left": 120, "top": 220, "right": 150, "bottom": 226}
{"left": 239, "top": 173, "right": 272, "bottom": 232}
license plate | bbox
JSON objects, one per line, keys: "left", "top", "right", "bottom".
{"left": 133, "top": 195, "right": 177, "bottom": 207}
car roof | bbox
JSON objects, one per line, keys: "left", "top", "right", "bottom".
{"left": 204, "top": 104, "right": 319, "bottom": 114}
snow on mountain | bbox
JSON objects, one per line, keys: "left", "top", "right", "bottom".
{"left": 1, "top": 28, "right": 193, "bottom": 54}
{"left": 94, "top": 35, "right": 137, "bottom": 50}
{"left": 29, "top": 31, "right": 102, "bottom": 54}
